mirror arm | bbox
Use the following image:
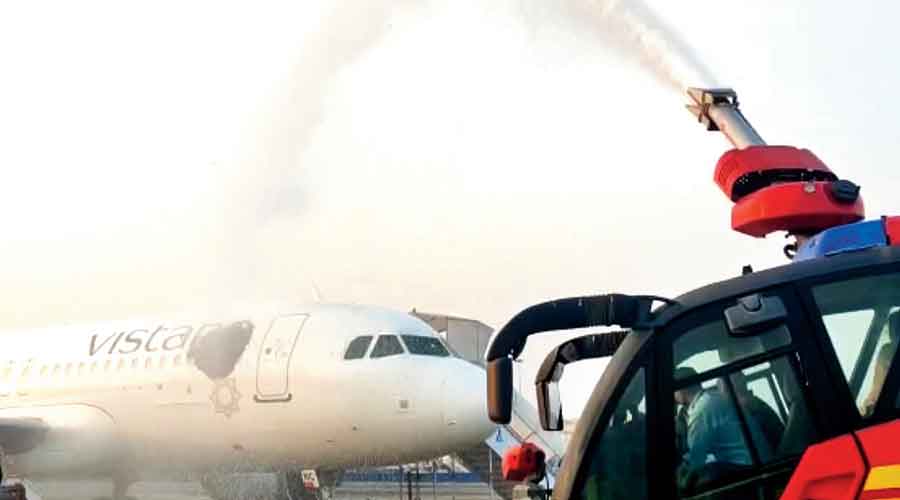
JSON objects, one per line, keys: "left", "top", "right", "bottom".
{"left": 534, "top": 330, "right": 631, "bottom": 431}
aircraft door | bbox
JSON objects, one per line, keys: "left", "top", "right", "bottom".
{"left": 255, "top": 314, "right": 308, "bottom": 402}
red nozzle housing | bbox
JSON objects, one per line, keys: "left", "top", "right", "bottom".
{"left": 732, "top": 182, "right": 865, "bottom": 237}
{"left": 715, "top": 146, "right": 834, "bottom": 201}
{"left": 713, "top": 145, "right": 865, "bottom": 237}
{"left": 502, "top": 443, "right": 546, "bottom": 482}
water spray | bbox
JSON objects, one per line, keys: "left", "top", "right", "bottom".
{"left": 578, "top": 0, "right": 718, "bottom": 92}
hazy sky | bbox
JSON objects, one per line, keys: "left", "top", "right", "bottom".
{"left": 2, "top": 0, "right": 899, "bottom": 415}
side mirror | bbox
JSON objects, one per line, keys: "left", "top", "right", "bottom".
{"left": 487, "top": 357, "right": 513, "bottom": 424}
{"left": 533, "top": 331, "right": 629, "bottom": 431}
{"left": 537, "top": 378, "right": 564, "bottom": 431}
{"left": 485, "top": 294, "right": 670, "bottom": 425}
{"left": 725, "top": 294, "right": 787, "bottom": 336}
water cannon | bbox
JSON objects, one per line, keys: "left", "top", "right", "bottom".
{"left": 686, "top": 87, "right": 865, "bottom": 244}
{"left": 686, "top": 88, "right": 765, "bottom": 149}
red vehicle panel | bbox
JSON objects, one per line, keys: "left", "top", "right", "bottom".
{"left": 855, "top": 421, "right": 900, "bottom": 499}
{"left": 885, "top": 216, "right": 900, "bottom": 245}
{"left": 780, "top": 434, "right": 866, "bottom": 500}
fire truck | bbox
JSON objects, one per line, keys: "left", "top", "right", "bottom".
{"left": 486, "top": 88, "right": 900, "bottom": 500}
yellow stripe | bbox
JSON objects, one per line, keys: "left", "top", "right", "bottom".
{"left": 865, "top": 464, "right": 900, "bottom": 491}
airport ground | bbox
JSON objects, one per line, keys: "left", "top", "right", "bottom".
{"left": 28, "top": 479, "right": 496, "bottom": 500}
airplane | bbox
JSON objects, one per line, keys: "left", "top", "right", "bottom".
{"left": 0, "top": 302, "right": 494, "bottom": 500}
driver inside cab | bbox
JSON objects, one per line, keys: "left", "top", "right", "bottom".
{"left": 674, "top": 367, "right": 772, "bottom": 492}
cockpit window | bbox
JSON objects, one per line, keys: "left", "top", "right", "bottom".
{"left": 344, "top": 336, "right": 373, "bottom": 360}
{"left": 401, "top": 335, "right": 450, "bottom": 357}
{"left": 370, "top": 335, "right": 405, "bottom": 358}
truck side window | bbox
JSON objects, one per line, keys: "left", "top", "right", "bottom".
{"left": 578, "top": 368, "right": 647, "bottom": 500}
{"left": 674, "top": 321, "right": 812, "bottom": 497}
{"left": 812, "top": 271, "right": 900, "bottom": 417}
{"left": 674, "top": 322, "right": 790, "bottom": 375}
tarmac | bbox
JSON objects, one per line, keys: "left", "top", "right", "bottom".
{"left": 24, "top": 479, "right": 496, "bottom": 500}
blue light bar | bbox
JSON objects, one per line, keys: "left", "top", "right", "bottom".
{"left": 794, "top": 219, "right": 888, "bottom": 262}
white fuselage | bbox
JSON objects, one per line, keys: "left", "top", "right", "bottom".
{"left": 0, "top": 303, "right": 492, "bottom": 479}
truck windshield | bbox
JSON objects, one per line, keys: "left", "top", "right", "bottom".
{"left": 811, "top": 270, "right": 900, "bottom": 417}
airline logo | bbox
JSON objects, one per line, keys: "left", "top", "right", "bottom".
{"left": 89, "top": 320, "right": 255, "bottom": 381}
{"left": 88, "top": 321, "right": 257, "bottom": 418}
{"left": 88, "top": 323, "right": 225, "bottom": 356}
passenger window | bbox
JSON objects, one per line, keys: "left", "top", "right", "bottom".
{"left": 673, "top": 321, "right": 812, "bottom": 497}
{"left": 344, "top": 336, "right": 373, "bottom": 360}
{"left": 370, "top": 335, "right": 404, "bottom": 358}
{"left": 577, "top": 368, "right": 647, "bottom": 500}
{"left": 813, "top": 272, "right": 900, "bottom": 417}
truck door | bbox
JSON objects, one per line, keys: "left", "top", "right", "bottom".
{"left": 255, "top": 314, "right": 308, "bottom": 402}
{"left": 568, "top": 333, "right": 654, "bottom": 500}
{"left": 659, "top": 286, "right": 846, "bottom": 500}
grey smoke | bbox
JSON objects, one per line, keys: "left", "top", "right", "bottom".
{"left": 227, "top": 1, "right": 411, "bottom": 224}
{"left": 201, "top": 1, "right": 414, "bottom": 306}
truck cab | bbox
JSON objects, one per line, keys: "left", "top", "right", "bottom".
{"left": 490, "top": 245, "right": 900, "bottom": 500}
{"left": 484, "top": 87, "right": 900, "bottom": 500}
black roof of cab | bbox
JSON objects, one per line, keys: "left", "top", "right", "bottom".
{"left": 653, "top": 246, "right": 900, "bottom": 326}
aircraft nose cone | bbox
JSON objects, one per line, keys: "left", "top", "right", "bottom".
{"left": 442, "top": 359, "right": 494, "bottom": 447}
